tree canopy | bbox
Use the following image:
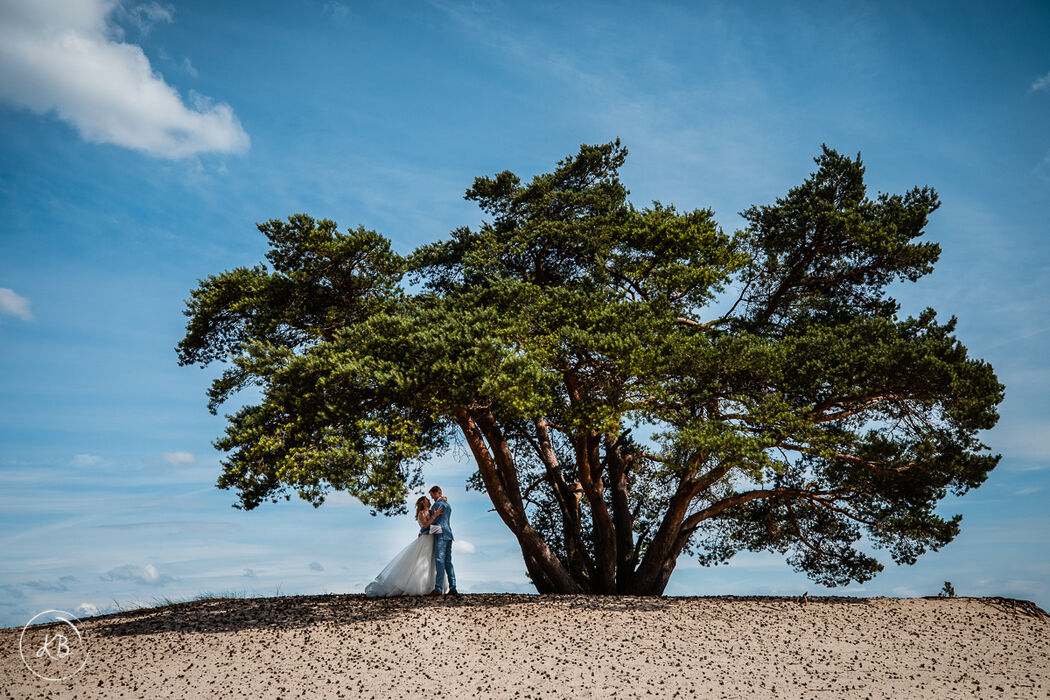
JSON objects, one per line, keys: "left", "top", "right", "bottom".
{"left": 177, "top": 140, "right": 1003, "bottom": 594}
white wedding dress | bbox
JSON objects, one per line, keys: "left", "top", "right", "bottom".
{"left": 364, "top": 513, "right": 449, "bottom": 597}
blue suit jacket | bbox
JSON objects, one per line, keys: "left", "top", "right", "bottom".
{"left": 420, "top": 499, "right": 454, "bottom": 541}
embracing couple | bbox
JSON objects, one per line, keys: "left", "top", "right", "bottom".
{"left": 364, "top": 485, "right": 458, "bottom": 597}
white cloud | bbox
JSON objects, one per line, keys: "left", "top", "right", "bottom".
{"left": 114, "top": 1, "right": 173, "bottom": 36}
{"left": 101, "top": 562, "right": 175, "bottom": 586}
{"left": 309, "top": 561, "right": 325, "bottom": 572}
{"left": 1031, "top": 71, "right": 1050, "bottom": 92}
{"left": 452, "top": 539, "right": 476, "bottom": 554}
{"left": 0, "top": 288, "right": 33, "bottom": 320}
{"left": 181, "top": 56, "right": 197, "bottom": 77}
{"left": 162, "top": 451, "right": 196, "bottom": 467}
{"left": 76, "top": 602, "right": 99, "bottom": 616}
{"left": 71, "top": 453, "right": 103, "bottom": 467}
{"left": 0, "top": 0, "right": 250, "bottom": 159}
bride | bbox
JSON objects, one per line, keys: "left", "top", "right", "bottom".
{"left": 364, "top": 495, "right": 449, "bottom": 597}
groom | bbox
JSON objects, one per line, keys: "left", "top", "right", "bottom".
{"left": 423, "top": 485, "right": 457, "bottom": 596}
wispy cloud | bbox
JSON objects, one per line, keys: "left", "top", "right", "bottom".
{"left": 0, "top": 584, "right": 25, "bottom": 599}
{"left": 100, "top": 563, "right": 176, "bottom": 586}
{"left": 92, "top": 520, "right": 234, "bottom": 533}
{"left": 423, "top": 0, "right": 789, "bottom": 213}
{"left": 23, "top": 575, "right": 78, "bottom": 592}
{"left": 113, "top": 1, "right": 174, "bottom": 37}
{"left": 323, "top": 2, "right": 350, "bottom": 22}
{"left": 1031, "top": 70, "right": 1050, "bottom": 92}
{"left": 453, "top": 539, "right": 475, "bottom": 554}
{"left": 308, "top": 561, "right": 325, "bottom": 572}
{"left": 0, "top": 288, "right": 33, "bottom": 320}
{"left": 70, "top": 453, "right": 103, "bottom": 467}
{"left": 0, "top": 0, "right": 250, "bottom": 159}
{"left": 162, "top": 451, "right": 196, "bottom": 467}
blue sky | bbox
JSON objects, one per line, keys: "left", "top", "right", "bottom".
{"left": 1, "top": 0, "right": 1048, "bottom": 628}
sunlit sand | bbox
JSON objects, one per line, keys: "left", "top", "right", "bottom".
{"left": 4, "top": 594, "right": 1048, "bottom": 698}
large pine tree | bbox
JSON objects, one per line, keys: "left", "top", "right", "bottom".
{"left": 177, "top": 141, "right": 1003, "bottom": 594}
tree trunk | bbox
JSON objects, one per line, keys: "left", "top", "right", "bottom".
{"left": 454, "top": 407, "right": 718, "bottom": 596}
{"left": 574, "top": 429, "right": 616, "bottom": 592}
{"left": 629, "top": 483, "right": 694, "bottom": 594}
{"left": 534, "top": 418, "right": 595, "bottom": 590}
{"left": 604, "top": 432, "right": 636, "bottom": 593}
{"left": 454, "top": 408, "right": 582, "bottom": 593}
{"left": 563, "top": 371, "right": 617, "bottom": 593}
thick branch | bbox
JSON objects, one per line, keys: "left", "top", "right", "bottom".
{"left": 535, "top": 417, "right": 594, "bottom": 584}
{"left": 754, "top": 240, "right": 823, "bottom": 325}
{"left": 776, "top": 442, "right": 920, "bottom": 474}
{"left": 605, "top": 266, "right": 651, "bottom": 302}
{"left": 472, "top": 407, "right": 527, "bottom": 515}
{"left": 454, "top": 408, "right": 581, "bottom": 593}
{"left": 563, "top": 370, "right": 617, "bottom": 592}
{"left": 630, "top": 461, "right": 719, "bottom": 592}
{"left": 604, "top": 430, "right": 636, "bottom": 591}
{"left": 680, "top": 486, "right": 853, "bottom": 532}
{"left": 454, "top": 409, "right": 527, "bottom": 532}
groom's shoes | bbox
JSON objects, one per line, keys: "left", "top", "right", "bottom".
{"left": 446, "top": 589, "right": 459, "bottom": 596}
{"left": 426, "top": 590, "right": 442, "bottom": 597}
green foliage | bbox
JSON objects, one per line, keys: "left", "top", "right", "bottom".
{"left": 178, "top": 140, "right": 1003, "bottom": 591}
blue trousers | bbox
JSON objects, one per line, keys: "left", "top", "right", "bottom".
{"left": 434, "top": 538, "right": 456, "bottom": 592}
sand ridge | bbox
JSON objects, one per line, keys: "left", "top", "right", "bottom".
{"left": 2, "top": 594, "right": 1048, "bottom": 698}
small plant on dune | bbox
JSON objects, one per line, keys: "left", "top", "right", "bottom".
{"left": 151, "top": 595, "right": 182, "bottom": 608}
{"left": 193, "top": 589, "right": 251, "bottom": 602}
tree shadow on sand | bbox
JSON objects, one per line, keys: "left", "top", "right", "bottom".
{"left": 972, "top": 596, "right": 1048, "bottom": 620}
{"left": 90, "top": 594, "right": 490, "bottom": 637}
{"left": 83, "top": 592, "right": 1050, "bottom": 639}
{"left": 87, "top": 593, "right": 584, "bottom": 637}
{"left": 87, "top": 593, "right": 887, "bottom": 638}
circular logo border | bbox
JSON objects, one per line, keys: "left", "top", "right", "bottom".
{"left": 19, "top": 609, "right": 88, "bottom": 682}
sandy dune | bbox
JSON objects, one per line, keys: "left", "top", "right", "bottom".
{"left": 3, "top": 594, "right": 1048, "bottom": 698}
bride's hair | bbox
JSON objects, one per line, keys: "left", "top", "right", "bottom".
{"left": 415, "top": 496, "right": 429, "bottom": 513}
